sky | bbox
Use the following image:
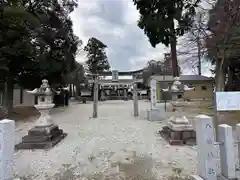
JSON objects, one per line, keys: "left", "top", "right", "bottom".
{"left": 70, "top": 0, "right": 212, "bottom": 76}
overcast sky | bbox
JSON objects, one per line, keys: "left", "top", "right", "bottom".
{"left": 70, "top": 0, "right": 212, "bottom": 76}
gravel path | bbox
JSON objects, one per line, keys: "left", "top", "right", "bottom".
{"left": 13, "top": 100, "right": 197, "bottom": 179}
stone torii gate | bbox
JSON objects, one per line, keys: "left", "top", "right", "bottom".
{"left": 91, "top": 69, "right": 143, "bottom": 118}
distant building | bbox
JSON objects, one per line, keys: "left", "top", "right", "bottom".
{"left": 149, "top": 75, "right": 214, "bottom": 101}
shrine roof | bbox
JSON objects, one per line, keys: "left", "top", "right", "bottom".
{"left": 150, "top": 75, "right": 214, "bottom": 82}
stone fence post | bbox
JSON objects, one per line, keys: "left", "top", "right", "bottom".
{"left": 194, "top": 115, "right": 217, "bottom": 180}
{"left": 236, "top": 123, "right": 240, "bottom": 177}
{"left": 133, "top": 76, "right": 139, "bottom": 117}
{"left": 218, "top": 124, "right": 236, "bottom": 179}
{"left": 0, "top": 119, "right": 15, "bottom": 180}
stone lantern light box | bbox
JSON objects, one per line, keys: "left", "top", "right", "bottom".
{"left": 38, "top": 94, "right": 53, "bottom": 105}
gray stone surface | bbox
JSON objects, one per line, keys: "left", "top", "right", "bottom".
{"left": 170, "top": 115, "right": 189, "bottom": 124}
{"left": 191, "top": 175, "right": 205, "bottom": 180}
{"left": 167, "top": 115, "right": 194, "bottom": 131}
{"left": 147, "top": 108, "right": 166, "bottom": 121}
{"left": 167, "top": 121, "right": 194, "bottom": 131}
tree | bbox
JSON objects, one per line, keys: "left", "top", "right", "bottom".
{"left": 11, "top": 0, "right": 79, "bottom": 88}
{"left": 142, "top": 55, "right": 180, "bottom": 85}
{"left": 0, "top": 0, "right": 79, "bottom": 116}
{"left": 84, "top": 37, "right": 110, "bottom": 99}
{"left": 18, "top": 0, "right": 79, "bottom": 89}
{"left": 142, "top": 60, "right": 164, "bottom": 84}
{"left": 178, "top": 11, "right": 209, "bottom": 75}
{"left": 0, "top": 0, "right": 41, "bottom": 116}
{"left": 66, "top": 61, "right": 86, "bottom": 98}
{"left": 84, "top": 37, "right": 110, "bottom": 74}
{"left": 133, "top": 0, "right": 201, "bottom": 77}
{"left": 205, "top": 0, "right": 240, "bottom": 138}
{"left": 205, "top": 0, "right": 240, "bottom": 91}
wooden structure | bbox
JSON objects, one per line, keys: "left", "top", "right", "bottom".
{"left": 91, "top": 70, "right": 143, "bottom": 118}
{"left": 87, "top": 69, "right": 144, "bottom": 100}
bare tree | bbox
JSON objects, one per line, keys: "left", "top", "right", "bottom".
{"left": 178, "top": 7, "right": 210, "bottom": 75}
{"left": 206, "top": 0, "right": 240, "bottom": 91}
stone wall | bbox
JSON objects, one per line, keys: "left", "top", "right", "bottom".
{"left": 0, "top": 88, "right": 35, "bottom": 106}
{"left": 13, "top": 88, "right": 35, "bottom": 106}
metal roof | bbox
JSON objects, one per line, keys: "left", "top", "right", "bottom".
{"left": 98, "top": 79, "right": 143, "bottom": 84}
{"left": 87, "top": 69, "right": 144, "bottom": 76}
{"left": 152, "top": 75, "right": 213, "bottom": 81}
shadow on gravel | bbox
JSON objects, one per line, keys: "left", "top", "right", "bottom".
{"left": 44, "top": 155, "right": 158, "bottom": 180}
{"left": 118, "top": 155, "right": 157, "bottom": 180}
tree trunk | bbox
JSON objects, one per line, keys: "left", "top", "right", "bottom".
{"left": 215, "top": 59, "right": 225, "bottom": 92}
{"left": 91, "top": 82, "right": 94, "bottom": 101}
{"left": 69, "top": 84, "right": 72, "bottom": 97}
{"left": 3, "top": 71, "right": 14, "bottom": 118}
{"left": 226, "top": 66, "right": 233, "bottom": 91}
{"left": 20, "top": 87, "right": 23, "bottom": 104}
{"left": 170, "top": 19, "right": 179, "bottom": 77}
{"left": 214, "top": 58, "right": 226, "bottom": 141}
{"left": 197, "top": 36, "right": 201, "bottom": 75}
{"left": 75, "top": 83, "right": 80, "bottom": 99}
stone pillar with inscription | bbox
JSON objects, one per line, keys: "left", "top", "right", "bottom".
{"left": 192, "top": 115, "right": 217, "bottom": 180}
{"left": 150, "top": 78, "right": 157, "bottom": 109}
{"left": 0, "top": 119, "right": 15, "bottom": 180}
{"left": 133, "top": 76, "right": 139, "bottom": 117}
{"left": 147, "top": 78, "right": 165, "bottom": 121}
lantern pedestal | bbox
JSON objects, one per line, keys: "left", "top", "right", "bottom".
{"left": 15, "top": 124, "right": 67, "bottom": 150}
{"left": 147, "top": 108, "right": 166, "bottom": 121}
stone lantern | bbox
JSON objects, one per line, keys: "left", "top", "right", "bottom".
{"left": 16, "top": 79, "right": 67, "bottom": 149}
{"left": 160, "top": 77, "right": 196, "bottom": 145}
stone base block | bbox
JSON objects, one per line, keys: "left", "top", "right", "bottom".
{"left": 160, "top": 126, "right": 196, "bottom": 145}
{"left": 168, "top": 121, "right": 194, "bottom": 131}
{"left": 147, "top": 108, "right": 166, "bottom": 121}
{"left": 170, "top": 131, "right": 181, "bottom": 140}
{"left": 169, "top": 139, "right": 183, "bottom": 145}
{"left": 190, "top": 175, "right": 204, "bottom": 180}
{"left": 15, "top": 124, "right": 67, "bottom": 150}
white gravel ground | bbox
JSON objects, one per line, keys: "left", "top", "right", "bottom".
{"left": 13, "top": 100, "right": 197, "bottom": 179}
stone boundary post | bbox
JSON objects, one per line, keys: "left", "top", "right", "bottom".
{"left": 93, "top": 76, "right": 98, "bottom": 118}
{"left": 236, "top": 123, "right": 240, "bottom": 177}
{"left": 194, "top": 115, "right": 217, "bottom": 180}
{"left": 218, "top": 124, "right": 236, "bottom": 179}
{"left": 150, "top": 78, "right": 157, "bottom": 110}
{"left": 193, "top": 115, "right": 240, "bottom": 180}
{"left": 133, "top": 76, "right": 139, "bottom": 117}
{"left": 0, "top": 119, "right": 15, "bottom": 180}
